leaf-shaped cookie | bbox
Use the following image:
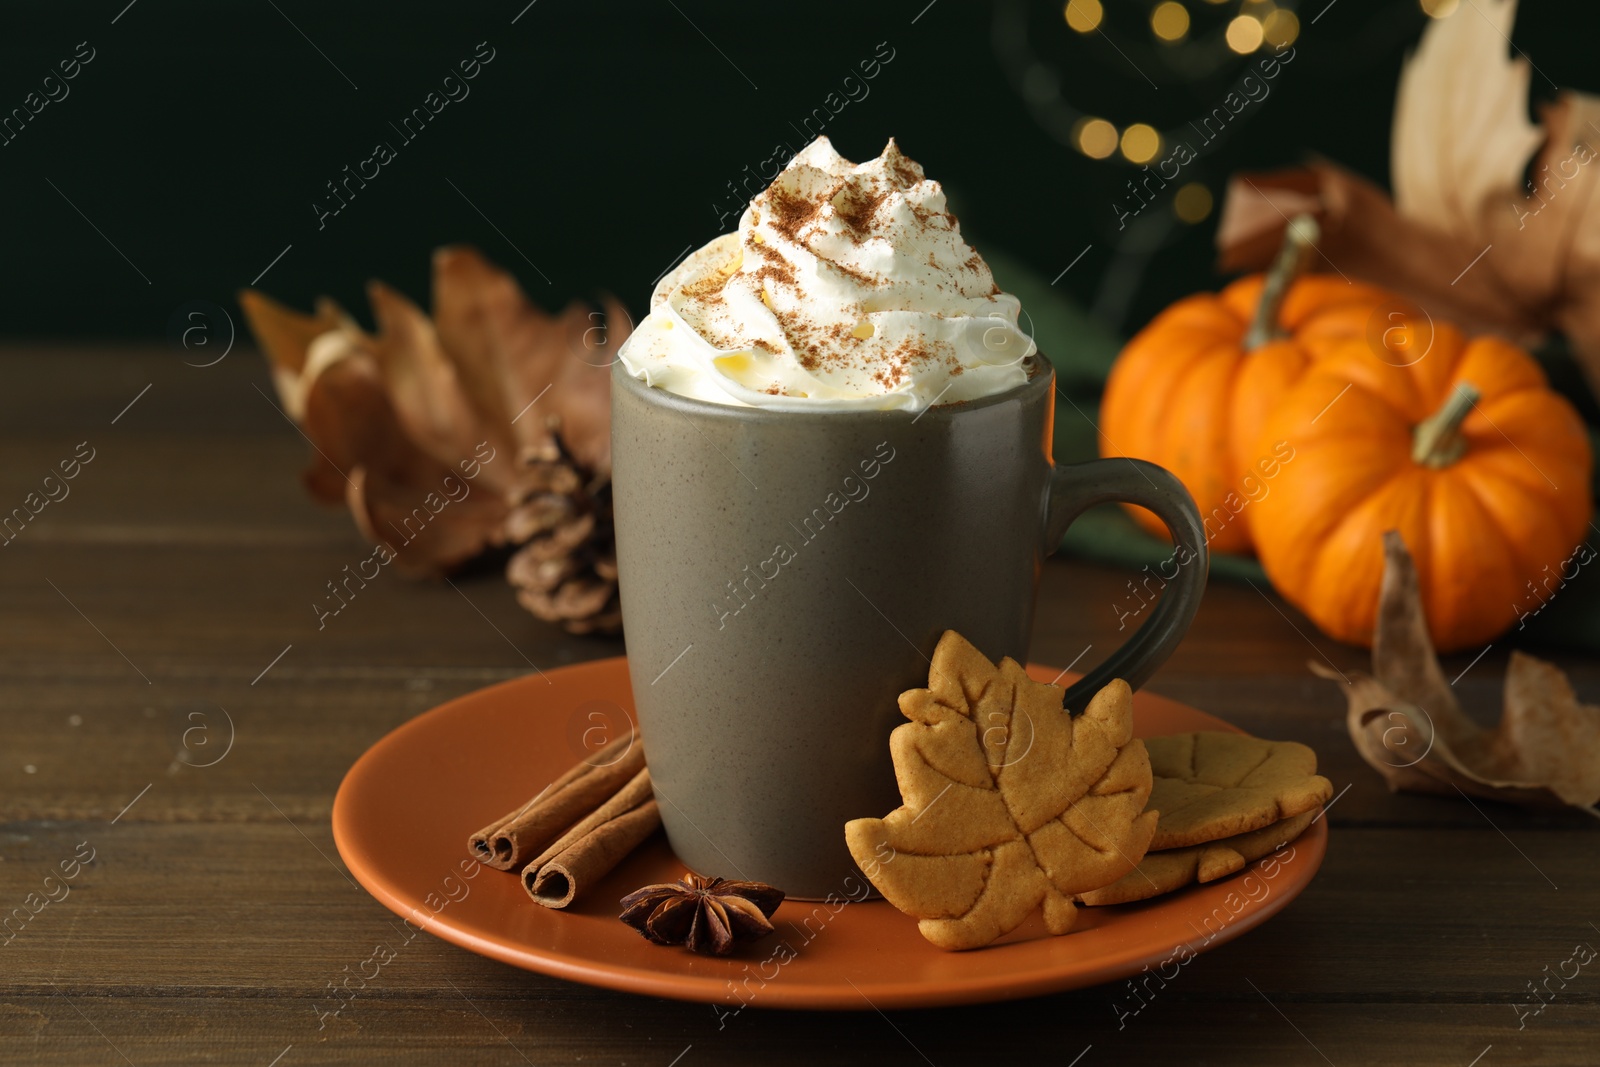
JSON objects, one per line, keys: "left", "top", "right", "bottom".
{"left": 1078, "top": 807, "right": 1319, "bottom": 906}
{"left": 1144, "top": 732, "right": 1332, "bottom": 849}
{"left": 843, "top": 631, "right": 1157, "bottom": 951}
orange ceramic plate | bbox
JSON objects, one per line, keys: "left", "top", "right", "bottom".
{"left": 332, "top": 657, "right": 1326, "bottom": 1010}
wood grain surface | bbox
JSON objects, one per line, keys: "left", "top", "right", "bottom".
{"left": 2, "top": 348, "right": 1596, "bottom": 1066}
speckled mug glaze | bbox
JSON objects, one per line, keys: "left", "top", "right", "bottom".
{"left": 611, "top": 357, "right": 1208, "bottom": 899}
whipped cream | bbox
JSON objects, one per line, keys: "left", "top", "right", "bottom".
{"left": 617, "top": 137, "right": 1036, "bottom": 411}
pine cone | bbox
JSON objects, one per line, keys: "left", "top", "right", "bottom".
{"left": 506, "top": 430, "right": 621, "bottom": 635}
{"left": 239, "top": 246, "right": 630, "bottom": 636}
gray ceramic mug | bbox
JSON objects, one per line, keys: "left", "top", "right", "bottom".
{"left": 611, "top": 356, "right": 1207, "bottom": 898}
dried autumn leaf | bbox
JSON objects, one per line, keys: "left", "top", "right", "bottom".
{"left": 1217, "top": 0, "right": 1600, "bottom": 395}
{"left": 239, "top": 292, "right": 361, "bottom": 503}
{"left": 239, "top": 247, "right": 631, "bottom": 633}
{"left": 1313, "top": 531, "right": 1600, "bottom": 816}
{"left": 241, "top": 288, "right": 515, "bottom": 576}
{"left": 240, "top": 293, "right": 347, "bottom": 422}
{"left": 430, "top": 247, "right": 619, "bottom": 478}
{"left": 844, "top": 631, "right": 1157, "bottom": 951}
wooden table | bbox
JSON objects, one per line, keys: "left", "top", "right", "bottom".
{"left": 4, "top": 348, "right": 1597, "bottom": 1066}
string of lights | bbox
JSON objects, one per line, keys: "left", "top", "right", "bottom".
{"left": 994, "top": 0, "right": 1460, "bottom": 228}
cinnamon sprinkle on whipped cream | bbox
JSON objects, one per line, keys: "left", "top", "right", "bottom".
{"left": 617, "top": 137, "right": 1035, "bottom": 411}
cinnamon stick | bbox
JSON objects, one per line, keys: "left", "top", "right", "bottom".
{"left": 522, "top": 768, "right": 661, "bottom": 908}
{"left": 467, "top": 730, "right": 644, "bottom": 870}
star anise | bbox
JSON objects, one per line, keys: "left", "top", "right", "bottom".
{"left": 619, "top": 874, "right": 785, "bottom": 956}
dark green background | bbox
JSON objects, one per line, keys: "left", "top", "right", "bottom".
{"left": 0, "top": 0, "right": 1587, "bottom": 341}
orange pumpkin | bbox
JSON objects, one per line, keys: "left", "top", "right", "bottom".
{"left": 1250, "top": 325, "right": 1593, "bottom": 652}
{"left": 1100, "top": 218, "right": 1409, "bottom": 554}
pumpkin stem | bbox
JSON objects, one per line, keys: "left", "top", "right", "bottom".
{"left": 1243, "top": 213, "right": 1320, "bottom": 351}
{"left": 1411, "top": 382, "right": 1482, "bottom": 468}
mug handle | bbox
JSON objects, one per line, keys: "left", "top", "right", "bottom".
{"left": 1043, "top": 458, "right": 1209, "bottom": 713}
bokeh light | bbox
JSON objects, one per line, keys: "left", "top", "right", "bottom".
{"left": 1174, "top": 183, "right": 1214, "bottom": 223}
{"left": 1075, "top": 117, "right": 1119, "bottom": 159}
{"left": 1064, "top": 0, "right": 1103, "bottom": 33}
{"left": 1226, "top": 14, "right": 1265, "bottom": 53}
{"left": 1262, "top": 8, "right": 1299, "bottom": 47}
{"left": 1151, "top": 2, "right": 1191, "bottom": 41}
{"left": 1120, "top": 123, "right": 1162, "bottom": 164}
